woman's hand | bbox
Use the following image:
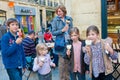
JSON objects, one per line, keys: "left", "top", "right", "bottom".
{"left": 61, "top": 25, "right": 69, "bottom": 32}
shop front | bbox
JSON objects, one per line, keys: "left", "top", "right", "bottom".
{"left": 107, "top": 0, "right": 120, "bottom": 43}
{"left": 46, "top": 10, "right": 55, "bottom": 31}
{"left": 14, "top": 6, "right": 36, "bottom": 33}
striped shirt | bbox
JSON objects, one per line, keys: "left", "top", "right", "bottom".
{"left": 22, "top": 37, "right": 36, "bottom": 56}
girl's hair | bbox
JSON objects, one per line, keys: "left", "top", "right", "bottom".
{"left": 70, "top": 27, "right": 81, "bottom": 41}
{"left": 55, "top": 5, "right": 67, "bottom": 16}
{"left": 36, "top": 43, "right": 48, "bottom": 57}
{"left": 86, "top": 25, "right": 99, "bottom": 36}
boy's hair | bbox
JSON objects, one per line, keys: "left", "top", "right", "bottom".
{"left": 6, "top": 18, "right": 19, "bottom": 27}
{"left": 86, "top": 25, "right": 99, "bottom": 36}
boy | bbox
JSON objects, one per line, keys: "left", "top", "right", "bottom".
{"left": 1, "top": 18, "right": 26, "bottom": 80}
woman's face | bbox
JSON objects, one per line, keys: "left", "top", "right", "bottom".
{"left": 87, "top": 30, "right": 99, "bottom": 43}
{"left": 57, "top": 8, "right": 64, "bottom": 18}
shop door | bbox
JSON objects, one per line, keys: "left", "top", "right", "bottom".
{"left": 0, "top": 10, "right": 6, "bottom": 25}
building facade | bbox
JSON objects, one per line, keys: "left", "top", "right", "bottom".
{"left": 0, "top": 0, "right": 59, "bottom": 33}
{"left": 61, "top": 0, "right": 102, "bottom": 39}
{"left": 1, "top": 0, "right": 115, "bottom": 41}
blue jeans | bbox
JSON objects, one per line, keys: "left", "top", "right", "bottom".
{"left": 86, "top": 73, "right": 92, "bottom": 80}
{"left": 70, "top": 71, "right": 85, "bottom": 80}
{"left": 53, "top": 53, "right": 59, "bottom": 67}
{"left": 6, "top": 68, "right": 22, "bottom": 80}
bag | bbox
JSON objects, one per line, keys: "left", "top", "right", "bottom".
{"left": 25, "top": 55, "right": 35, "bottom": 71}
{"left": 55, "top": 35, "right": 66, "bottom": 52}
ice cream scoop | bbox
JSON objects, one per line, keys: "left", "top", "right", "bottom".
{"left": 67, "top": 45, "right": 72, "bottom": 50}
{"left": 85, "top": 40, "right": 92, "bottom": 46}
{"left": 66, "top": 20, "right": 70, "bottom": 24}
{"left": 17, "top": 29, "right": 23, "bottom": 38}
{"left": 40, "top": 57, "right": 45, "bottom": 63}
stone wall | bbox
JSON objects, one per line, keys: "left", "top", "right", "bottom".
{"left": 67, "top": 0, "right": 101, "bottom": 39}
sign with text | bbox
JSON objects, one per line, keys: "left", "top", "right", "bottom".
{"left": 14, "top": 6, "right": 36, "bottom": 15}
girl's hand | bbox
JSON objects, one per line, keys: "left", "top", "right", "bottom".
{"left": 86, "top": 71, "right": 90, "bottom": 74}
{"left": 66, "top": 49, "right": 71, "bottom": 56}
{"left": 52, "top": 63, "right": 56, "bottom": 67}
{"left": 105, "top": 43, "right": 114, "bottom": 55}
{"left": 85, "top": 46, "right": 91, "bottom": 56}
{"left": 38, "top": 61, "right": 44, "bottom": 67}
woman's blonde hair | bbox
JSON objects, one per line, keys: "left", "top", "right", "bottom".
{"left": 36, "top": 43, "right": 48, "bottom": 57}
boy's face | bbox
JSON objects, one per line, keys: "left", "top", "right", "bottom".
{"left": 9, "top": 21, "right": 19, "bottom": 34}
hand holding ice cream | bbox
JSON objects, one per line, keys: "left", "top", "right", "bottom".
{"left": 67, "top": 45, "right": 72, "bottom": 50}
{"left": 85, "top": 40, "right": 92, "bottom": 56}
{"left": 38, "top": 57, "right": 45, "bottom": 67}
{"left": 40, "top": 57, "right": 45, "bottom": 63}
{"left": 66, "top": 45, "right": 71, "bottom": 57}
{"left": 66, "top": 20, "right": 70, "bottom": 24}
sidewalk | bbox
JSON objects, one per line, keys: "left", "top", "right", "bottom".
{"left": 0, "top": 54, "right": 120, "bottom": 80}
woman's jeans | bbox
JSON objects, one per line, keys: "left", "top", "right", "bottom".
{"left": 70, "top": 71, "right": 85, "bottom": 80}
{"left": 53, "top": 53, "right": 59, "bottom": 67}
{"left": 6, "top": 68, "right": 22, "bottom": 80}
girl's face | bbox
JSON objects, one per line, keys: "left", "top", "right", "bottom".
{"left": 57, "top": 8, "right": 64, "bottom": 18}
{"left": 87, "top": 30, "right": 99, "bottom": 43}
{"left": 9, "top": 22, "right": 19, "bottom": 34}
{"left": 38, "top": 48, "right": 48, "bottom": 56}
{"left": 70, "top": 32, "right": 79, "bottom": 42}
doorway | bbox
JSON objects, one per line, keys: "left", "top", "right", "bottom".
{"left": 107, "top": 0, "right": 120, "bottom": 43}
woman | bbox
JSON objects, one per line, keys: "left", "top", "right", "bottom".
{"left": 51, "top": 5, "right": 73, "bottom": 80}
